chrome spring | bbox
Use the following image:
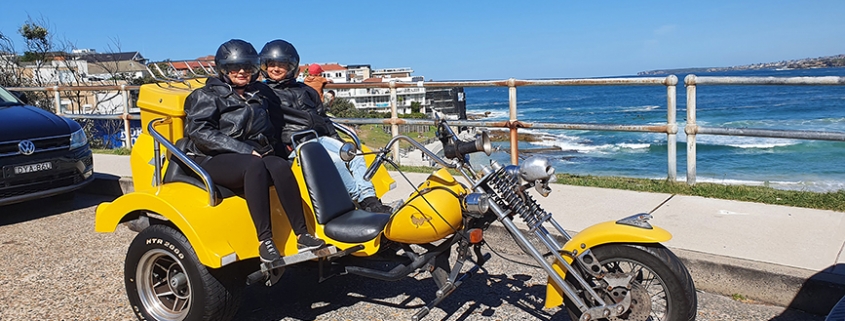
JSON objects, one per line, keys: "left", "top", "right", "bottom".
{"left": 487, "top": 165, "right": 551, "bottom": 230}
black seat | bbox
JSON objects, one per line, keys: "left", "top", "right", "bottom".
{"left": 162, "top": 138, "right": 238, "bottom": 199}
{"left": 298, "top": 141, "right": 390, "bottom": 243}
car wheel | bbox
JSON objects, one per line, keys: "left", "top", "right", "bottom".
{"left": 124, "top": 224, "right": 243, "bottom": 321}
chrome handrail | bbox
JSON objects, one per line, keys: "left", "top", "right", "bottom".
{"left": 148, "top": 117, "right": 218, "bottom": 206}
{"left": 291, "top": 129, "right": 319, "bottom": 151}
{"left": 332, "top": 121, "right": 362, "bottom": 150}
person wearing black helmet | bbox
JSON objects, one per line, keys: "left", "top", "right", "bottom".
{"left": 259, "top": 39, "right": 393, "bottom": 214}
{"left": 183, "top": 39, "right": 325, "bottom": 263}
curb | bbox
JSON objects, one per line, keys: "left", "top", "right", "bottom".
{"left": 675, "top": 248, "right": 845, "bottom": 315}
{"left": 88, "top": 175, "right": 845, "bottom": 315}
{"left": 84, "top": 173, "right": 134, "bottom": 196}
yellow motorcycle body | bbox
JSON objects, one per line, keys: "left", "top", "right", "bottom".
{"left": 95, "top": 81, "right": 455, "bottom": 265}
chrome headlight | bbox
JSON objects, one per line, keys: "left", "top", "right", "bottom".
{"left": 519, "top": 156, "right": 556, "bottom": 197}
{"left": 70, "top": 128, "right": 88, "bottom": 150}
{"left": 519, "top": 156, "right": 555, "bottom": 182}
{"left": 463, "top": 192, "right": 489, "bottom": 214}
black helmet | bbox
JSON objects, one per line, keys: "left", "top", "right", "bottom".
{"left": 214, "top": 39, "right": 260, "bottom": 84}
{"left": 259, "top": 39, "right": 300, "bottom": 83}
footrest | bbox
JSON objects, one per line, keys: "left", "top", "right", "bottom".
{"left": 246, "top": 246, "right": 338, "bottom": 286}
{"left": 274, "top": 246, "right": 338, "bottom": 268}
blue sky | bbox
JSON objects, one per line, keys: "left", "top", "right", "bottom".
{"left": 2, "top": 1, "right": 844, "bottom": 80}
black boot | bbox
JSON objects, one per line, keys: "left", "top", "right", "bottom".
{"left": 360, "top": 196, "right": 393, "bottom": 213}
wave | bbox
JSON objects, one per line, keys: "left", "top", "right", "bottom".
{"left": 620, "top": 105, "right": 661, "bottom": 112}
{"left": 466, "top": 110, "right": 508, "bottom": 119}
{"left": 527, "top": 133, "right": 652, "bottom": 154}
{"left": 676, "top": 132, "right": 801, "bottom": 149}
{"left": 721, "top": 117, "right": 845, "bottom": 129}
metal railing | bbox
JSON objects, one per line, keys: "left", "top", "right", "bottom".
{"left": 8, "top": 74, "right": 845, "bottom": 186}
{"left": 328, "top": 77, "right": 681, "bottom": 180}
{"left": 683, "top": 75, "right": 845, "bottom": 185}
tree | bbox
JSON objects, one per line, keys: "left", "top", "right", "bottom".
{"left": 328, "top": 97, "right": 367, "bottom": 118}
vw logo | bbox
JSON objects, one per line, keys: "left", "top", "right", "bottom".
{"left": 18, "top": 140, "right": 36, "bottom": 155}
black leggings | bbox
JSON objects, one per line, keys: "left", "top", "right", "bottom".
{"left": 199, "top": 153, "right": 306, "bottom": 240}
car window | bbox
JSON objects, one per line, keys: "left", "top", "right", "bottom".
{"left": 0, "top": 86, "right": 22, "bottom": 107}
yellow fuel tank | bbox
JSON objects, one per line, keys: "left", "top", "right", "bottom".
{"left": 384, "top": 168, "right": 467, "bottom": 244}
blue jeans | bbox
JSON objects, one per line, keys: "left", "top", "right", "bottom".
{"left": 291, "top": 137, "right": 376, "bottom": 202}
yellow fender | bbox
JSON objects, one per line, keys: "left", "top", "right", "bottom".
{"left": 95, "top": 183, "right": 288, "bottom": 269}
{"left": 544, "top": 220, "right": 672, "bottom": 308}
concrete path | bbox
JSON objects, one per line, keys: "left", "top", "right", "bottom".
{"left": 91, "top": 153, "right": 845, "bottom": 315}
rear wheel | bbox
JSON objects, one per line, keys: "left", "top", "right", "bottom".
{"left": 564, "top": 243, "right": 696, "bottom": 321}
{"left": 124, "top": 224, "right": 244, "bottom": 321}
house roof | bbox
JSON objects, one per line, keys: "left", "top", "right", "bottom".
{"left": 298, "top": 63, "right": 346, "bottom": 74}
{"left": 321, "top": 63, "right": 345, "bottom": 71}
{"left": 170, "top": 60, "right": 215, "bottom": 71}
{"left": 362, "top": 77, "right": 383, "bottom": 83}
{"left": 79, "top": 52, "right": 145, "bottom": 63}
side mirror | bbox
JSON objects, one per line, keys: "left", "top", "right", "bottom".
{"left": 11, "top": 91, "right": 29, "bottom": 104}
{"left": 339, "top": 142, "right": 357, "bottom": 162}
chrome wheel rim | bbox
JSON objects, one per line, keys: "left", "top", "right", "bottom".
{"left": 602, "top": 259, "right": 669, "bottom": 321}
{"left": 136, "top": 249, "right": 192, "bottom": 320}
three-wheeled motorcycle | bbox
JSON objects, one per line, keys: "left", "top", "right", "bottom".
{"left": 95, "top": 80, "right": 697, "bottom": 321}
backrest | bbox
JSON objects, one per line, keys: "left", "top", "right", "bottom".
{"left": 298, "top": 140, "right": 356, "bottom": 224}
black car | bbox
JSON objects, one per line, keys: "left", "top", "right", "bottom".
{"left": 0, "top": 86, "right": 94, "bottom": 206}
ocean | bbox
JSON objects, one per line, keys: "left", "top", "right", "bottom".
{"left": 464, "top": 67, "right": 845, "bottom": 192}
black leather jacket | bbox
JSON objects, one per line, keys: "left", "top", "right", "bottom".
{"left": 265, "top": 79, "right": 337, "bottom": 147}
{"left": 183, "top": 77, "right": 280, "bottom": 157}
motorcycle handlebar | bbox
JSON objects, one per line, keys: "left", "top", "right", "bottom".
{"left": 363, "top": 154, "right": 385, "bottom": 181}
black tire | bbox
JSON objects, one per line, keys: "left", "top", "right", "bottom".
{"left": 564, "top": 243, "right": 696, "bottom": 321}
{"left": 124, "top": 224, "right": 244, "bottom": 321}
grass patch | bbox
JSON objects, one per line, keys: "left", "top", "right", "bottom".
{"left": 354, "top": 124, "right": 437, "bottom": 150}
{"left": 555, "top": 174, "right": 845, "bottom": 212}
{"left": 92, "top": 148, "right": 131, "bottom": 155}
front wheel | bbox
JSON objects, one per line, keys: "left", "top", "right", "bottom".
{"left": 124, "top": 224, "right": 244, "bottom": 321}
{"left": 564, "top": 243, "right": 697, "bottom": 321}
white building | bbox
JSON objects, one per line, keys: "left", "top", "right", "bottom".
{"left": 306, "top": 63, "right": 428, "bottom": 114}
{"left": 337, "top": 76, "right": 426, "bottom": 114}
{"left": 22, "top": 57, "right": 90, "bottom": 84}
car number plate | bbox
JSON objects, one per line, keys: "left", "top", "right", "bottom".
{"left": 14, "top": 162, "right": 53, "bottom": 174}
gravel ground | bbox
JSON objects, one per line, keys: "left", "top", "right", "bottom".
{"left": 0, "top": 193, "right": 826, "bottom": 321}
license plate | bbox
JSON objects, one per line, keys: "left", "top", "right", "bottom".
{"left": 14, "top": 162, "right": 53, "bottom": 174}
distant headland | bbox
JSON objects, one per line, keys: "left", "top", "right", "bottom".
{"left": 637, "top": 54, "right": 845, "bottom": 76}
